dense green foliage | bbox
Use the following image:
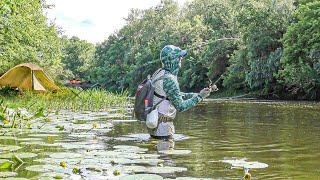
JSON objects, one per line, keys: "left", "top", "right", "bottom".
{"left": 280, "top": 1, "right": 320, "bottom": 99}
{"left": 90, "top": 0, "right": 319, "bottom": 100}
{"left": 61, "top": 36, "right": 95, "bottom": 80}
{"left": 0, "top": 0, "right": 319, "bottom": 100}
{"left": 0, "top": 0, "right": 95, "bottom": 80}
{"left": 0, "top": 0, "right": 63, "bottom": 77}
{"left": 224, "top": 1, "right": 294, "bottom": 97}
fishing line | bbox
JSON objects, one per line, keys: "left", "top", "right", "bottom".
{"left": 134, "top": 37, "right": 239, "bottom": 69}
{"left": 129, "top": 37, "right": 240, "bottom": 88}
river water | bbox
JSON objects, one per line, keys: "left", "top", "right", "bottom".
{"left": 110, "top": 100, "right": 320, "bottom": 179}
{"left": 0, "top": 100, "right": 319, "bottom": 179}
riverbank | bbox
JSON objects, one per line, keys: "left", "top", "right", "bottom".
{"left": 1, "top": 88, "right": 130, "bottom": 112}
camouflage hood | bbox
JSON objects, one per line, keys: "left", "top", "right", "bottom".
{"left": 160, "top": 45, "right": 187, "bottom": 76}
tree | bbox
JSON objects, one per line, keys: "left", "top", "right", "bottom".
{"left": 61, "top": 36, "right": 95, "bottom": 80}
{"left": 280, "top": 1, "right": 320, "bottom": 99}
{"left": 181, "top": 0, "right": 240, "bottom": 91}
{"left": 91, "top": 0, "right": 193, "bottom": 93}
{"left": 0, "top": 0, "right": 63, "bottom": 78}
{"left": 223, "top": 0, "right": 294, "bottom": 97}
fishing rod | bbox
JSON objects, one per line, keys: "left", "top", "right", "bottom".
{"left": 132, "top": 37, "right": 239, "bottom": 90}
{"left": 188, "top": 37, "right": 239, "bottom": 89}
{"left": 135, "top": 37, "right": 239, "bottom": 69}
{"left": 209, "top": 75, "right": 223, "bottom": 86}
{"left": 187, "top": 37, "right": 239, "bottom": 51}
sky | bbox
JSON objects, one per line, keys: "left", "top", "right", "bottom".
{"left": 46, "top": 0, "right": 188, "bottom": 44}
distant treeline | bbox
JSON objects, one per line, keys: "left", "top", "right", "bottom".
{"left": 0, "top": 0, "right": 319, "bottom": 100}
{"left": 0, "top": 0, "right": 95, "bottom": 80}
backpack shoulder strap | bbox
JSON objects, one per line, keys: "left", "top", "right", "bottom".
{"left": 151, "top": 68, "right": 165, "bottom": 84}
{"left": 151, "top": 68, "right": 162, "bottom": 78}
{"left": 151, "top": 69, "right": 168, "bottom": 110}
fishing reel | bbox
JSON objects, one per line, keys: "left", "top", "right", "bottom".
{"left": 208, "top": 79, "right": 219, "bottom": 92}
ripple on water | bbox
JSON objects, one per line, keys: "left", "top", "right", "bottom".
{"left": 114, "top": 133, "right": 190, "bottom": 142}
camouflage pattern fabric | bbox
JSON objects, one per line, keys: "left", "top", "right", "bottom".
{"left": 148, "top": 45, "right": 203, "bottom": 137}
{"left": 181, "top": 92, "right": 199, "bottom": 99}
{"left": 161, "top": 45, "right": 203, "bottom": 112}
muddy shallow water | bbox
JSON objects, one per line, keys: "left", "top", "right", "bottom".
{"left": 0, "top": 100, "right": 320, "bottom": 179}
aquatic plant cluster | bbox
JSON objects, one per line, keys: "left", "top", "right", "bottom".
{"left": 0, "top": 108, "right": 210, "bottom": 179}
{"left": 2, "top": 88, "right": 129, "bottom": 112}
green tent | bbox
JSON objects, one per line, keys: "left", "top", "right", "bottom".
{"left": 0, "top": 63, "right": 60, "bottom": 92}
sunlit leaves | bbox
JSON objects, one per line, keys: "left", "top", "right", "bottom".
{"left": 0, "top": 0, "right": 62, "bottom": 79}
{"left": 61, "top": 36, "right": 95, "bottom": 80}
{"left": 280, "top": 1, "right": 320, "bottom": 99}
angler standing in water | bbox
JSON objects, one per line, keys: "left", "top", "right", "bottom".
{"left": 147, "top": 45, "right": 218, "bottom": 141}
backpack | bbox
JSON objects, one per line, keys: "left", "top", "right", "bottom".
{"left": 134, "top": 69, "right": 165, "bottom": 121}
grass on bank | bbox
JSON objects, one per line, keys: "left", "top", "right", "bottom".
{"left": 0, "top": 87, "right": 130, "bottom": 112}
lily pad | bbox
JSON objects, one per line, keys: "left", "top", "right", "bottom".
{"left": 92, "top": 128, "right": 112, "bottom": 134}
{"left": 172, "top": 178, "right": 213, "bottom": 180}
{"left": 158, "top": 149, "right": 192, "bottom": 155}
{"left": 19, "top": 141, "right": 60, "bottom": 147}
{"left": 84, "top": 150, "right": 140, "bottom": 160}
{"left": 243, "top": 162, "right": 268, "bottom": 169}
{"left": 59, "top": 142, "right": 105, "bottom": 150}
{"left": 16, "top": 138, "right": 43, "bottom": 141}
{"left": 85, "top": 150, "right": 160, "bottom": 160}
{"left": 84, "top": 150, "right": 121, "bottom": 157}
{"left": 114, "top": 137, "right": 137, "bottom": 142}
{"left": 69, "top": 124, "right": 95, "bottom": 130}
{"left": 0, "top": 136, "right": 17, "bottom": 140}
{"left": 146, "top": 166, "right": 187, "bottom": 174}
{"left": 25, "top": 164, "right": 64, "bottom": 173}
{"left": 0, "top": 145, "right": 22, "bottom": 152}
{"left": 80, "top": 159, "right": 112, "bottom": 170}
{"left": 113, "top": 145, "right": 148, "bottom": 153}
{"left": 69, "top": 133, "right": 96, "bottom": 138}
{"left": 104, "top": 113, "right": 127, "bottom": 119}
{"left": 220, "top": 159, "right": 268, "bottom": 169}
{"left": 28, "top": 134, "right": 59, "bottom": 137}
{"left": 111, "top": 119, "right": 137, "bottom": 123}
{"left": 113, "top": 158, "right": 134, "bottom": 165}
{"left": 37, "top": 172, "right": 71, "bottom": 180}
{"left": 133, "top": 158, "right": 164, "bottom": 166}
{"left": 0, "top": 172, "right": 18, "bottom": 178}
{"left": 120, "top": 134, "right": 151, "bottom": 141}
{"left": 120, "top": 174, "right": 163, "bottom": 180}
{"left": 138, "top": 154, "right": 160, "bottom": 159}
{"left": 117, "top": 165, "right": 147, "bottom": 173}
{"left": 49, "top": 152, "right": 83, "bottom": 159}
{"left": 34, "top": 158, "right": 82, "bottom": 165}
{"left": 112, "top": 157, "right": 163, "bottom": 166}
{"left": 81, "top": 166, "right": 104, "bottom": 177}
{"left": 0, "top": 152, "right": 38, "bottom": 159}
{"left": 85, "top": 166, "right": 103, "bottom": 172}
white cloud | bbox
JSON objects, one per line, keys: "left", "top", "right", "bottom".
{"left": 46, "top": 0, "right": 188, "bottom": 44}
